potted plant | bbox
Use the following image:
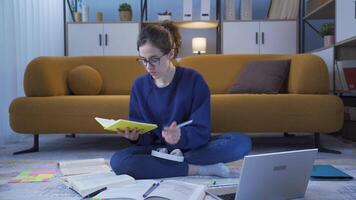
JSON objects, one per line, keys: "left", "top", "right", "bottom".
{"left": 118, "top": 3, "right": 132, "bottom": 21}
{"left": 158, "top": 10, "right": 172, "bottom": 21}
{"left": 320, "top": 23, "right": 335, "bottom": 47}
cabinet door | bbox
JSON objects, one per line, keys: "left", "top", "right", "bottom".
{"left": 103, "top": 23, "right": 140, "bottom": 56}
{"left": 259, "top": 21, "right": 297, "bottom": 54}
{"left": 336, "top": 0, "right": 356, "bottom": 43}
{"left": 222, "top": 21, "right": 260, "bottom": 54}
{"left": 67, "top": 24, "right": 104, "bottom": 56}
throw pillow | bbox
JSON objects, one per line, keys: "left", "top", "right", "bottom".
{"left": 228, "top": 59, "right": 291, "bottom": 94}
{"left": 67, "top": 65, "right": 103, "bottom": 95}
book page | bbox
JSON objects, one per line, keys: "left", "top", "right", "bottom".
{"left": 148, "top": 180, "right": 206, "bottom": 200}
{"left": 95, "top": 117, "right": 115, "bottom": 128}
{"left": 62, "top": 172, "right": 135, "bottom": 197}
{"left": 58, "top": 158, "right": 111, "bottom": 176}
{"left": 94, "top": 180, "right": 156, "bottom": 200}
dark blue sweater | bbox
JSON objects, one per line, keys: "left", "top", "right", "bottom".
{"left": 129, "top": 66, "right": 211, "bottom": 150}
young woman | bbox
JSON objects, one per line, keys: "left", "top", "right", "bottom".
{"left": 110, "top": 21, "right": 251, "bottom": 179}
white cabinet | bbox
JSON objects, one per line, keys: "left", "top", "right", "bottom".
{"left": 336, "top": 0, "right": 356, "bottom": 43}
{"left": 67, "top": 23, "right": 139, "bottom": 56}
{"left": 222, "top": 21, "right": 297, "bottom": 54}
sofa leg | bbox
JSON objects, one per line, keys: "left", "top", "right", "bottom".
{"left": 283, "top": 132, "right": 295, "bottom": 137}
{"left": 65, "top": 133, "right": 76, "bottom": 138}
{"left": 13, "top": 134, "right": 39, "bottom": 155}
{"left": 314, "top": 132, "right": 341, "bottom": 154}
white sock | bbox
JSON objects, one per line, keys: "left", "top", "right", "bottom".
{"left": 197, "top": 163, "right": 236, "bottom": 178}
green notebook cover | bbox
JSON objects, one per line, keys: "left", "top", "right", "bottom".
{"left": 95, "top": 117, "right": 157, "bottom": 133}
{"left": 311, "top": 165, "right": 353, "bottom": 180}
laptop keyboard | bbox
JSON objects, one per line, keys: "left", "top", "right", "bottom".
{"left": 218, "top": 193, "right": 236, "bottom": 200}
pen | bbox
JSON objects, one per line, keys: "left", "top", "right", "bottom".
{"left": 142, "top": 180, "right": 163, "bottom": 198}
{"left": 82, "top": 187, "right": 107, "bottom": 199}
{"left": 177, "top": 120, "right": 193, "bottom": 128}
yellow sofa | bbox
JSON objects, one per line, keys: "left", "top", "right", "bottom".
{"left": 9, "top": 54, "right": 344, "bottom": 154}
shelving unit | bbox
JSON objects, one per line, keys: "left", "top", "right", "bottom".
{"left": 302, "top": 0, "right": 356, "bottom": 115}
{"left": 140, "top": 0, "right": 222, "bottom": 54}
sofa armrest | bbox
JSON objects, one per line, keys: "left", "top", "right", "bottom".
{"left": 24, "top": 57, "right": 71, "bottom": 97}
{"left": 288, "top": 54, "right": 329, "bottom": 94}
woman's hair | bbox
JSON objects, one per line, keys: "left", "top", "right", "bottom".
{"left": 137, "top": 20, "right": 182, "bottom": 59}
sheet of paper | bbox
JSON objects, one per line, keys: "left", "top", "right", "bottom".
{"left": 8, "top": 170, "right": 56, "bottom": 183}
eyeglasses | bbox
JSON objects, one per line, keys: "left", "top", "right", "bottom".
{"left": 136, "top": 54, "right": 166, "bottom": 67}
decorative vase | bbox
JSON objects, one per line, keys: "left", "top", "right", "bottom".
{"left": 119, "top": 11, "right": 132, "bottom": 21}
{"left": 324, "top": 35, "right": 335, "bottom": 47}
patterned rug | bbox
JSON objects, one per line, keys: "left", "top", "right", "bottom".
{"left": 1, "top": 133, "right": 356, "bottom": 200}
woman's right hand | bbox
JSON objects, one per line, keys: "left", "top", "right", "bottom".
{"left": 116, "top": 127, "right": 142, "bottom": 141}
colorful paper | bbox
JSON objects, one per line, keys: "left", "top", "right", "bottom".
{"left": 8, "top": 170, "right": 56, "bottom": 183}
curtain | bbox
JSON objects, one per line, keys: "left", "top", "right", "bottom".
{"left": 0, "top": 0, "right": 64, "bottom": 144}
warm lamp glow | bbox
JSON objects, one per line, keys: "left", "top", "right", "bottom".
{"left": 192, "top": 37, "right": 207, "bottom": 54}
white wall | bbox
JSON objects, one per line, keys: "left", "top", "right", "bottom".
{"left": 0, "top": 0, "right": 64, "bottom": 144}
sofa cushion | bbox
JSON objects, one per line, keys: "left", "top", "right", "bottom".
{"left": 228, "top": 60, "right": 291, "bottom": 94}
{"left": 67, "top": 65, "right": 103, "bottom": 95}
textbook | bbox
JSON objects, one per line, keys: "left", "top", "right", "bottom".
{"left": 95, "top": 117, "right": 158, "bottom": 133}
{"left": 58, "top": 158, "right": 111, "bottom": 176}
{"left": 93, "top": 179, "right": 206, "bottom": 200}
{"left": 61, "top": 172, "right": 135, "bottom": 197}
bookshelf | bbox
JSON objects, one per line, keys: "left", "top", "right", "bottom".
{"left": 302, "top": 0, "right": 356, "bottom": 137}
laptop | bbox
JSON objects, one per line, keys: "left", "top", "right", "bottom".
{"left": 207, "top": 149, "right": 318, "bottom": 200}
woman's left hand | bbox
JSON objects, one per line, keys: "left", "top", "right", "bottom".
{"left": 162, "top": 121, "right": 181, "bottom": 145}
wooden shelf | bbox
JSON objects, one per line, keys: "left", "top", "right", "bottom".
{"left": 308, "top": 45, "right": 334, "bottom": 53}
{"left": 143, "top": 20, "right": 219, "bottom": 29}
{"left": 335, "top": 36, "right": 356, "bottom": 47}
{"left": 304, "top": 0, "right": 335, "bottom": 20}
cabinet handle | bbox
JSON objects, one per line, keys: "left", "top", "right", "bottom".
{"left": 255, "top": 32, "right": 258, "bottom": 44}
{"left": 99, "top": 34, "right": 102, "bottom": 46}
{"left": 262, "top": 32, "right": 265, "bottom": 45}
{"left": 105, "top": 34, "right": 108, "bottom": 46}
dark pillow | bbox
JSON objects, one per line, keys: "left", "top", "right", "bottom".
{"left": 67, "top": 65, "right": 103, "bottom": 95}
{"left": 229, "top": 60, "right": 291, "bottom": 94}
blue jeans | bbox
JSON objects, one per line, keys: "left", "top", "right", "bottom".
{"left": 110, "top": 133, "right": 252, "bottom": 179}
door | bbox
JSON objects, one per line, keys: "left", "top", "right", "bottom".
{"left": 222, "top": 21, "right": 260, "bottom": 54}
{"left": 67, "top": 24, "right": 104, "bottom": 56}
{"left": 103, "top": 23, "right": 140, "bottom": 56}
{"left": 259, "top": 21, "right": 297, "bottom": 54}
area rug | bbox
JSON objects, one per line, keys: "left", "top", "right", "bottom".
{"left": 1, "top": 133, "right": 356, "bottom": 200}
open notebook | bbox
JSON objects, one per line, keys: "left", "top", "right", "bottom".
{"left": 61, "top": 172, "right": 135, "bottom": 197}
{"left": 95, "top": 117, "right": 158, "bottom": 133}
{"left": 94, "top": 179, "right": 206, "bottom": 200}
{"left": 58, "top": 158, "right": 135, "bottom": 198}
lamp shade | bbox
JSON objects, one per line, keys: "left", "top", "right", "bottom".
{"left": 192, "top": 37, "right": 207, "bottom": 54}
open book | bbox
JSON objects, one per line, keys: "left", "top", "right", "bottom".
{"left": 58, "top": 158, "right": 135, "bottom": 198}
{"left": 61, "top": 172, "right": 135, "bottom": 197}
{"left": 58, "top": 158, "right": 111, "bottom": 176}
{"left": 94, "top": 179, "right": 206, "bottom": 200}
{"left": 95, "top": 117, "right": 158, "bottom": 133}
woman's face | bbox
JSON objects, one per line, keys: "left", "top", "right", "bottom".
{"left": 138, "top": 42, "right": 172, "bottom": 80}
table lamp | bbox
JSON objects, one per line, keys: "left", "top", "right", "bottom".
{"left": 192, "top": 37, "right": 207, "bottom": 55}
